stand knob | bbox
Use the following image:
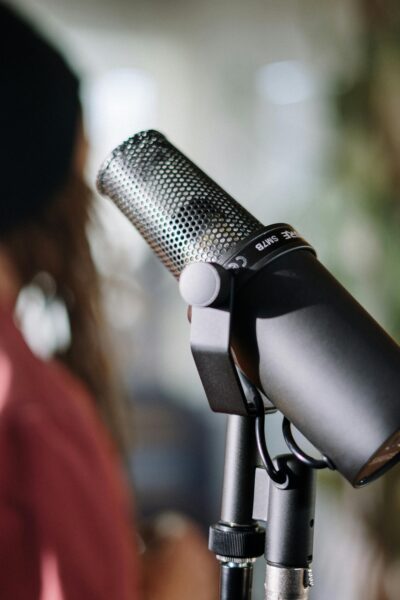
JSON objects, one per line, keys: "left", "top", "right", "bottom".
{"left": 209, "top": 522, "right": 265, "bottom": 560}
{"left": 179, "top": 262, "right": 231, "bottom": 307}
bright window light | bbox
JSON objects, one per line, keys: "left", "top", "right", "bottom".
{"left": 84, "top": 67, "right": 158, "bottom": 156}
{"left": 256, "top": 60, "right": 316, "bottom": 105}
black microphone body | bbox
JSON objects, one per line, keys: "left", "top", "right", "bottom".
{"left": 230, "top": 249, "right": 400, "bottom": 486}
{"left": 97, "top": 130, "right": 400, "bottom": 487}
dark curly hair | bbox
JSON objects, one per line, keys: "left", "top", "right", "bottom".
{"left": 0, "top": 3, "right": 129, "bottom": 455}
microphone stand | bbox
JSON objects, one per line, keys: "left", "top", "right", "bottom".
{"left": 209, "top": 414, "right": 264, "bottom": 600}
{"left": 180, "top": 263, "right": 318, "bottom": 600}
{"left": 210, "top": 417, "right": 316, "bottom": 600}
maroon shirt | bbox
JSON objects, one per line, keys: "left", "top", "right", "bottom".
{"left": 0, "top": 305, "right": 139, "bottom": 599}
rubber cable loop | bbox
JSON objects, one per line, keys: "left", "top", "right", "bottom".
{"left": 282, "top": 417, "right": 336, "bottom": 471}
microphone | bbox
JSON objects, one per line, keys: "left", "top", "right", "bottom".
{"left": 97, "top": 130, "right": 400, "bottom": 488}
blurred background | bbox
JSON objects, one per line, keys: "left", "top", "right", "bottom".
{"left": 6, "top": 0, "right": 400, "bottom": 598}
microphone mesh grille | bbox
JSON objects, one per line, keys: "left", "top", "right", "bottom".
{"left": 97, "top": 130, "right": 263, "bottom": 278}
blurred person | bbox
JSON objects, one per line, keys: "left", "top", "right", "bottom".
{"left": 0, "top": 3, "right": 217, "bottom": 599}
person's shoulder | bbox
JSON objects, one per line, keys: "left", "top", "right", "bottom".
{"left": 0, "top": 303, "right": 38, "bottom": 364}
{"left": 0, "top": 311, "right": 29, "bottom": 404}
{"left": 0, "top": 306, "right": 85, "bottom": 442}
{"left": 0, "top": 306, "right": 107, "bottom": 449}
{"left": 0, "top": 309, "right": 46, "bottom": 487}
{"left": 0, "top": 306, "right": 48, "bottom": 410}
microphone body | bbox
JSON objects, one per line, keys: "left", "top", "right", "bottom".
{"left": 97, "top": 130, "right": 400, "bottom": 487}
{"left": 230, "top": 249, "right": 400, "bottom": 486}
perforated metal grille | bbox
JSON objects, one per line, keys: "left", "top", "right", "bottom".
{"left": 97, "top": 130, "right": 263, "bottom": 278}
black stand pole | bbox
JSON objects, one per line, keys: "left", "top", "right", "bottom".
{"left": 209, "top": 415, "right": 265, "bottom": 600}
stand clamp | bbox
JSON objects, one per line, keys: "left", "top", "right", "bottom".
{"left": 179, "top": 261, "right": 274, "bottom": 416}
